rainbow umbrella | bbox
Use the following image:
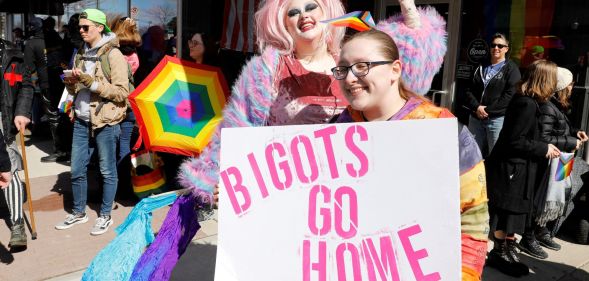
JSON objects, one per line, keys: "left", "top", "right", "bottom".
{"left": 129, "top": 56, "right": 229, "bottom": 156}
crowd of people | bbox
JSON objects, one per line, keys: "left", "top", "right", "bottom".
{"left": 0, "top": 0, "right": 587, "bottom": 280}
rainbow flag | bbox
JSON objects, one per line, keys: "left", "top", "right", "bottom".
{"left": 321, "top": 11, "right": 376, "bottom": 32}
{"left": 555, "top": 153, "right": 575, "bottom": 181}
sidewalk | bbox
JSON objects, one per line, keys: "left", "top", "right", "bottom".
{"left": 1, "top": 136, "right": 589, "bottom": 280}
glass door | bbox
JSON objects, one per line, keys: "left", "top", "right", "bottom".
{"left": 375, "top": 0, "right": 461, "bottom": 109}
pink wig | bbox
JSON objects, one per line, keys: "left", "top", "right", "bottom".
{"left": 255, "top": 0, "right": 345, "bottom": 55}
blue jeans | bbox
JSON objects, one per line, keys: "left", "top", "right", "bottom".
{"left": 71, "top": 119, "right": 120, "bottom": 216}
{"left": 118, "top": 111, "right": 136, "bottom": 162}
{"left": 468, "top": 116, "right": 504, "bottom": 157}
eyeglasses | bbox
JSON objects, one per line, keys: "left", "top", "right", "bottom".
{"left": 331, "top": 61, "right": 394, "bottom": 80}
{"left": 490, "top": 43, "right": 508, "bottom": 49}
{"left": 79, "top": 24, "right": 97, "bottom": 32}
{"left": 188, "top": 40, "right": 203, "bottom": 47}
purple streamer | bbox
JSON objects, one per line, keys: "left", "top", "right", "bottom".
{"left": 130, "top": 195, "right": 201, "bottom": 280}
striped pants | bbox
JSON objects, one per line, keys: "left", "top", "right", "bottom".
{"left": 2, "top": 138, "right": 24, "bottom": 224}
{"left": 2, "top": 172, "right": 23, "bottom": 223}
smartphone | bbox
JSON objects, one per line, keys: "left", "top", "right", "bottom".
{"left": 63, "top": 70, "right": 73, "bottom": 77}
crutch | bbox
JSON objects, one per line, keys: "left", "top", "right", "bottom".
{"left": 18, "top": 130, "right": 37, "bottom": 239}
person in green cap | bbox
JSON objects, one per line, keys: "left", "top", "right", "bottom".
{"left": 531, "top": 45, "right": 545, "bottom": 60}
{"left": 56, "top": 8, "right": 130, "bottom": 236}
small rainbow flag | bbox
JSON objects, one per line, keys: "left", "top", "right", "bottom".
{"left": 321, "top": 11, "right": 376, "bottom": 32}
{"left": 58, "top": 98, "right": 73, "bottom": 114}
{"left": 555, "top": 153, "right": 575, "bottom": 181}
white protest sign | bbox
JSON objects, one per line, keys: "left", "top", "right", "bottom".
{"left": 215, "top": 119, "right": 461, "bottom": 281}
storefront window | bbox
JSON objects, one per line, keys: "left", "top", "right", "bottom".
{"left": 130, "top": 0, "right": 177, "bottom": 34}
{"left": 132, "top": 0, "right": 178, "bottom": 85}
{"left": 98, "top": 0, "right": 128, "bottom": 19}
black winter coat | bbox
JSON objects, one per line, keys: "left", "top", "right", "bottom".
{"left": 538, "top": 99, "right": 579, "bottom": 152}
{"left": 0, "top": 40, "right": 33, "bottom": 142}
{"left": 23, "top": 31, "right": 49, "bottom": 90}
{"left": 464, "top": 60, "right": 521, "bottom": 118}
{"left": 486, "top": 94, "right": 548, "bottom": 213}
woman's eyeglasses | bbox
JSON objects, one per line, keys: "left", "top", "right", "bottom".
{"left": 331, "top": 61, "right": 394, "bottom": 80}
{"left": 490, "top": 43, "right": 508, "bottom": 49}
{"left": 188, "top": 40, "right": 203, "bottom": 47}
{"left": 79, "top": 25, "right": 96, "bottom": 32}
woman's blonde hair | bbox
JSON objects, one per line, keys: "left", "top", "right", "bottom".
{"left": 109, "top": 15, "right": 141, "bottom": 47}
{"left": 519, "top": 59, "right": 557, "bottom": 103}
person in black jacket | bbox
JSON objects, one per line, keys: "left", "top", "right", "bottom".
{"left": 24, "top": 17, "right": 66, "bottom": 162}
{"left": 0, "top": 38, "right": 33, "bottom": 249}
{"left": 464, "top": 33, "right": 521, "bottom": 157}
{"left": 539, "top": 67, "right": 587, "bottom": 153}
{"left": 485, "top": 60, "right": 560, "bottom": 277}
{"left": 522, "top": 67, "right": 589, "bottom": 256}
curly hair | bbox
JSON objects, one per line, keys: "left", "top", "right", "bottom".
{"left": 109, "top": 15, "right": 141, "bottom": 47}
{"left": 254, "top": 0, "right": 345, "bottom": 55}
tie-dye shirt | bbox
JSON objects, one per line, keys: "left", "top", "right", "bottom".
{"left": 336, "top": 96, "right": 490, "bottom": 281}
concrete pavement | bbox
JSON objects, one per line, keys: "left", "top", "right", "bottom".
{"left": 1, "top": 135, "right": 588, "bottom": 280}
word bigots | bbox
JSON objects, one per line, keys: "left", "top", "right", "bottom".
{"left": 220, "top": 124, "right": 440, "bottom": 281}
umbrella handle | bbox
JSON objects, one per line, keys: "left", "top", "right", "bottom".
{"left": 19, "top": 130, "right": 37, "bottom": 239}
{"left": 132, "top": 130, "right": 143, "bottom": 151}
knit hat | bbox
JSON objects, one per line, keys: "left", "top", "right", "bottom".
{"left": 556, "top": 67, "right": 573, "bottom": 92}
{"left": 28, "top": 17, "right": 43, "bottom": 32}
{"left": 80, "top": 8, "right": 111, "bottom": 33}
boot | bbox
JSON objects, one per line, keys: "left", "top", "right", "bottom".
{"left": 40, "top": 90, "right": 68, "bottom": 163}
{"left": 518, "top": 235, "right": 548, "bottom": 259}
{"left": 487, "top": 238, "right": 529, "bottom": 277}
{"left": 536, "top": 233, "right": 561, "bottom": 251}
{"left": 8, "top": 219, "right": 27, "bottom": 248}
{"left": 40, "top": 123, "right": 67, "bottom": 163}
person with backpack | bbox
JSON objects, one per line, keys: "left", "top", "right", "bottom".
{"left": 55, "top": 9, "right": 130, "bottom": 236}
{"left": 108, "top": 15, "right": 140, "bottom": 162}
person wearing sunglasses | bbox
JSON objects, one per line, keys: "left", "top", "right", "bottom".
{"left": 56, "top": 9, "right": 130, "bottom": 236}
{"left": 463, "top": 33, "right": 521, "bottom": 157}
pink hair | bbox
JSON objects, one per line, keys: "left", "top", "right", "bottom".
{"left": 255, "top": 0, "right": 345, "bottom": 55}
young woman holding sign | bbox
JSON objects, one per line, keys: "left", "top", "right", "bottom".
{"left": 136, "top": 0, "right": 453, "bottom": 277}
{"left": 331, "top": 29, "right": 489, "bottom": 281}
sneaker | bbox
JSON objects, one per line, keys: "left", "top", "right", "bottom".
{"left": 518, "top": 237, "right": 548, "bottom": 259}
{"left": 55, "top": 213, "right": 88, "bottom": 230}
{"left": 536, "top": 233, "right": 561, "bottom": 251}
{"left": 90, "top": 215, "right": 113, "bottom": 236}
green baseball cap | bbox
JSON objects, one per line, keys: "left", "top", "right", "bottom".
{"left": 530, "top": 45, "right": 544, "bottom": 55}
{"left": 80, "top": 8, "right": 111, "bottom": 33}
